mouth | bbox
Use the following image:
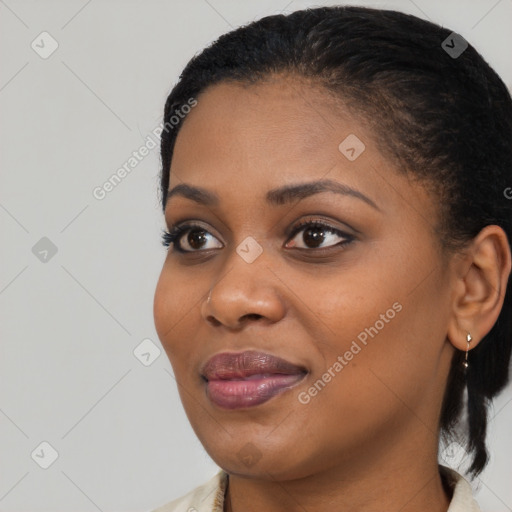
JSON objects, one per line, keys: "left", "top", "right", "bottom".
{"left": 200, "top": 350, "right": 308, "bottom": 409}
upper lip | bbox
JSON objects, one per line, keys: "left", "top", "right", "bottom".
{"left": 201, "top": 350, "right": 308, "bottom": 381}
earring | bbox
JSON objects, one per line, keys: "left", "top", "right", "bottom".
{"left": 462, "top": 333, "right": 472, "bottom": 369}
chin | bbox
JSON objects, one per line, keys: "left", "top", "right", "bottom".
{"left": 195, "top": 427, "right": 319, "bottom": 481}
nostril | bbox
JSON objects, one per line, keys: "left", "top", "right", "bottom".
{"left": 242, "top": 313, "right": 263, "bottom": 321}
{"left": 206, "top": 315, "right": 222, "bottom": 326}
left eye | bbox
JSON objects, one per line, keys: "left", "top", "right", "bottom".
{"left": 285, "top": 222, "right": 353, "bottom": 249}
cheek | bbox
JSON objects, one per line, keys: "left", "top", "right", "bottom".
{"left": 289, "top": 305, "right": 427, "bottom": 463}
{"left": 153, "top": 270, "right": 175, "bottom": 349}
{"left": 301, "top": 242, "right": 448, "bottom": 405}
{"left": 153, "top": 265, "right": 203, "bottom": 362}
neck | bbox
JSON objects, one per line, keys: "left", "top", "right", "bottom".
{"left": 225, "top": 440, "right": 451, "bottom": 512}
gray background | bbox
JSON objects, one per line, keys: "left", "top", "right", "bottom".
{"left": 1, "top": 0, "right": 511, "bottom": 510}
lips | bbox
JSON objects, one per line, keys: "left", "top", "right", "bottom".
{"left": 201, "top": 351, "right": 307, "bottom": 409}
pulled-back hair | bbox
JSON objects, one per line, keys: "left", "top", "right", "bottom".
{"left": 158, "top": 6, "right": 512, "bottom": 477}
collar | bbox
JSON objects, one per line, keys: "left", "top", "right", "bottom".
{"left": 440, "top": 465, "right": 481, "bottom": 512}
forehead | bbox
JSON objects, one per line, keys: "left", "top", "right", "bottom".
{"left": 171, "top": 77, "right": 368, "bottom": 183}
{"left": 178, "top": 76, "right": 348, "bottom": 152}
{"left": 168, "top": 77, "right": 439, "bottom": 235}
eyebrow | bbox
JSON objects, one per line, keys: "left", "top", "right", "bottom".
{"left": 166, "top": 179, "right": 381, "bottom": 211}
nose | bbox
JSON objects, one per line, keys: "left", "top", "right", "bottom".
{"left": 200, "top": 251, "right": 286, "bottom": 330}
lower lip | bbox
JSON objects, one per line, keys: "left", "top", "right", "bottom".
{"left": 205, "top": 374, "right": 306, "bottom": 409}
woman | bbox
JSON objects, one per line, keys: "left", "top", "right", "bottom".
{"left": 152, "top": 6, "right": 511, "bottom": 511}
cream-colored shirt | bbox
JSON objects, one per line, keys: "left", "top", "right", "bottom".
{"left": 150, "top": 465, "right": 481, "bottom": 512}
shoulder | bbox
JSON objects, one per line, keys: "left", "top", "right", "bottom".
{"left": 440, "top": 465, "right": 481, "bottom": 512}
{"left": 149, "top": 469, "right": 228, "bottom": 512}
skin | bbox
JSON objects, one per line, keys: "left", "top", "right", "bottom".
{"left": 153, "top": 75, "right": 511, "bottom": 512}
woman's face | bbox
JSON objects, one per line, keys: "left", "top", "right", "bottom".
{"left": 153, "top": 76, "right": 457, "bottom": 480}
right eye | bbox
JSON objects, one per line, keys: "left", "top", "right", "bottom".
{"left": 161, "top": 223, "right": 224, "bottom": 253}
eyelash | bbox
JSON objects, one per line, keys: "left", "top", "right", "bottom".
{"left": 161, "top": 218, "right": 355, "bottom": 253}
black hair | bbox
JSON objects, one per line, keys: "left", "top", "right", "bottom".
{"left": 158, "top": 5, "right": 512, "bottom": 478}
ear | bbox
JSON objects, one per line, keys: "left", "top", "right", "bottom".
{"left": 447, "top": 225, "right": 511, "bottom": 351}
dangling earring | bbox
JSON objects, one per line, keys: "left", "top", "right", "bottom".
{"left": 462, "top": 333, "right": 472, "bottom": 369}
